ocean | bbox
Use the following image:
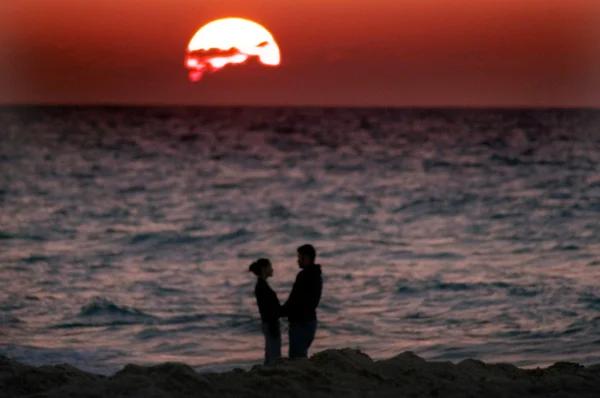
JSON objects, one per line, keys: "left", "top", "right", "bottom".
{"left": 1, "top": 106, "right": 599, "bottom": 375}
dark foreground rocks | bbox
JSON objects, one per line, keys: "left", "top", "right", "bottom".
{"left": 2, "top": 349, "right": 600, "bottom": 397}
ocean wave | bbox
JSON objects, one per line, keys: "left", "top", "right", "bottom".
{"left": 216, "top": 228, "right": 253, "bottom": 244}
{"left": 0, "top": 232, "right": 46, "bottom": 241}
{"left": 128, "top": 232, "right": 207, "bottom": 246}
{"left": 50, "top": 297, "right": 158, "bottom": 328}
{"left": 579, "top": 293, "right": 600, "bottom": 310}
{"left": 268, "top": 203, "right": 294, "bottom": 220}
{"left": 161, "top": 314, "right": 209, "bottom": 325}
{"left": 394, "top": 279, "right": 542, "bottom": 297}
{"left": 23, "top": 255, "right": 53, "bottom": 264}
{"left": 0, "top": 314, "right": 22, "bottom": 326}
{"left": 0, "top": 345, "right": 126, "bottom": 375}
{"left": 276, "top": 223, "right": 324, "bottom": 239}
{"left": 78, "top": 297, "right": 153, "bottom": 318}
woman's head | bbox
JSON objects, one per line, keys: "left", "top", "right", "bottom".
{"left": 249, "top": 258, "right": 273, "bottom": 279}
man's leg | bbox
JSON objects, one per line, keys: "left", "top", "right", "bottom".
{"left": 288, "top": 322, "right": 302, "bottom": 358}
{"left": 289, "top": 320, "right": 317, "bottom": 358}
{"left": 303, "top": 319, "right": 317, "bottom": 355}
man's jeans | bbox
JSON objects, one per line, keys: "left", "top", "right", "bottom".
{"left": 288, "top": 319, "right": 317, "bottom": 359}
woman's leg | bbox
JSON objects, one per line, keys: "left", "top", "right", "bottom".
{"left": 262, "top": 322, "right": 281, "bottom": 365}
{"left": 270, "top": 321, "right": 281, "bottom": 361}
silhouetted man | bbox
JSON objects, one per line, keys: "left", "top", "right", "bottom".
{"left": 281, "top": 244, "right": 323, "bottom": 358}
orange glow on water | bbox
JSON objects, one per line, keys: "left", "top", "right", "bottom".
{"left": 185, "top": 18, "right": 281, "bottom": 82}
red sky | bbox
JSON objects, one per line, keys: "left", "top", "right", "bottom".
{"left": 1, "top": 0, "right": 600, "bottom": 107}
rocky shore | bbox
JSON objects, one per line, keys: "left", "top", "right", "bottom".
{"left": 2, "top": 349, "right": 600, "bottom": 397}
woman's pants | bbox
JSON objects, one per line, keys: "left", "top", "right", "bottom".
{"left": 262, "top": 321, "right": 281, "bottom": 365}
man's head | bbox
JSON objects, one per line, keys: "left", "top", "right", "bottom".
{"left": 297, "top": 244, "right": 316, "bottom": 268}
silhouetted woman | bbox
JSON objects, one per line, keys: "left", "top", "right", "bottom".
{"left": 249, "top": 258, "right": 281, "bottom": 365}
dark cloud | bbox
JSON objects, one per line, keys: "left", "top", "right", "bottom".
{"left": 185, "top": 46, "right": 265, "bottom": 81}
{"left": 187, "top": 47, "right": 244, "bottom": 60}
{"left": 187, "top": 41, "right": 269, "bottom": 61}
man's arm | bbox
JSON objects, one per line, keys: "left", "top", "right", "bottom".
{"left": 306, "top": 273, "right": 322, "bottom": 310}
{"left": 281, "top": 274, "right": 303, "bottom": 317}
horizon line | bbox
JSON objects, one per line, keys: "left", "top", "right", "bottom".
{"left": 1, "top": 102, "right": 600, "bottom": 111}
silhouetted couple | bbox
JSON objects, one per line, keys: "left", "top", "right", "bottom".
{"left": 248, "top": 244, "right": 323, "bottom": 365}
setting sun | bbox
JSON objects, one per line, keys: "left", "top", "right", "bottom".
{"left": 185, "top": 18, "right": 281, "bottom": 82}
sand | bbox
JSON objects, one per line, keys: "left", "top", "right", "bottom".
{"left": 2, "top": 349, "right": 600, "bottom": 398}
